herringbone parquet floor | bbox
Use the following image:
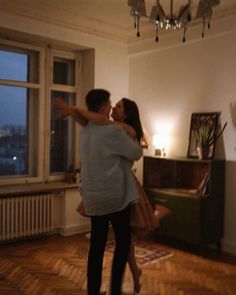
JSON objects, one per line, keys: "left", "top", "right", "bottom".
{"left": 0, "top": 233, "right": 236, "bottom": 295}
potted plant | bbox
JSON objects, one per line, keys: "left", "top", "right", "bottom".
{"left": 193, "top": 113, "right": 227, "bottom": 159}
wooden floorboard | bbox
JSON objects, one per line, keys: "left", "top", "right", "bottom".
{"left": 0, "top": 233, "right": 236, "bottom": 295}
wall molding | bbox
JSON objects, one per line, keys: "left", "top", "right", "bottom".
{"left": 59, "top": 221, "right": 90, "bottom": 237}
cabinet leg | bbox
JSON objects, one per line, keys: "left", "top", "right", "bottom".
{"left": 216, "top": 240, "right": 222, "bottom": 252}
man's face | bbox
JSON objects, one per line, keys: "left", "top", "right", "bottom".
{"left": 111, "top": 100, "right": 126, "bottom": 122}
{"left": 99, "top": 100, "right": 112, "bottom": 118}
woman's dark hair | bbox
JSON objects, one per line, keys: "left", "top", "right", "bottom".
{"left": 85, "top": 89, "right": 110, "bottom": 112}
{"left": 122, "top": 98, "right": 144, "bottom": 144}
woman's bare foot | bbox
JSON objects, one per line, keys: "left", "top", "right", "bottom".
{"left": 133, "top": 268, "right": 142, "bottom": 294}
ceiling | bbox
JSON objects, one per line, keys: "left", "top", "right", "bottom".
{"left": 0, "top": 0, "right": 235, "bottom": 43}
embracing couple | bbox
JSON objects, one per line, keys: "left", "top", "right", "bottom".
{"left": 56, "top": 89, "right": 169, "bottom": 295}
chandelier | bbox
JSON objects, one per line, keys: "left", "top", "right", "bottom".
{"left": 128, "top": 0, "right": 220, "bottom": 43}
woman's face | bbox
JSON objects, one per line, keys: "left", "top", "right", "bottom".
{"left": 111, "top": 99, "right": 126, "bottom": 122}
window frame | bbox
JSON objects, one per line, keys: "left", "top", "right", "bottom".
{"left": 0, "top": 39, "right": 81, "bottom": 185}
{"left": 45, "top": 48, "right": 81, "bottom": 182}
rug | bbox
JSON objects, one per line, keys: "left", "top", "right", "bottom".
{"left": 106, "top": 241, "right": 173, "bottom": 266}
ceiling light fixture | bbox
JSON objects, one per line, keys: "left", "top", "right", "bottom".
{"left": 128, "top": 0, "right": 220, "bottom": 43}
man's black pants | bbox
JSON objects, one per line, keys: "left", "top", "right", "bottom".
{"left": 87, "top": 206, "right": 131, "bottom": 295}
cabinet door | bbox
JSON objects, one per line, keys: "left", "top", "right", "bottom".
{"left": 167, "top": 196, "right": 202, "bottom": 244}
{"left": 147, "top": 191, "right": 202, "bottom": 244}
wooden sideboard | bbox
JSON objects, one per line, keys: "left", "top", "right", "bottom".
{"left": 143, "top": 156, "right": 225, "bottom": 251}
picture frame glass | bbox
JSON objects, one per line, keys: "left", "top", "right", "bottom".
{"left": 187, "top": 112, "right": 219, "bottom": 159}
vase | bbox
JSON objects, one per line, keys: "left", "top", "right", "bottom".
{"left": 197, "top": 146, "right": 209, "bottom": 160}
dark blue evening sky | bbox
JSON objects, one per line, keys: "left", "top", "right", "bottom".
{"left": 0, "top": 50, "right": 27, "bottom": 127}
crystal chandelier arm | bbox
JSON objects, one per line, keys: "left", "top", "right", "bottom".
{"left": 150, "top": 2, "right": 166, "bottom": 22}
{"left": 177, "top": 3, "right": 191, "bottom": 24}
{"left": 202, "top": 17, "right": 206, "bottom": 38}
{"left": 182, "top": 25, "right": 187, "bottom": 42}
{"left": 187, "top": 0, "right": 192, "bottom": 22}
{"left": 196, "top": 0, "right": 217, "bottom": 19}
{"left": 170, "top": 0, "right": 173, "bottom": 17}
{"left": 155, "top": 25, "right": 159, "bottom": 42}
{"left": 137, "top": 15, "right": 141, "bottom": 37}
{"left": 128, "top": 0, "right": 147, "bottom": 17}
{"left": 128, "top": 0, "right": 147, "bottom": 37}
{"left": 195, "top": 0, "right": 216, "bottom": 38}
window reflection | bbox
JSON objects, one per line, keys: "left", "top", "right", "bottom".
{"left": 53, "top": 58, "right": 75, "bottom": 86}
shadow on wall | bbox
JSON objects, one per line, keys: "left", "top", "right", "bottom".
{"left": 230, "top": 102, "right": 236, "bottom": 152}
{"left": 230, "top": 102, "right": 236, "bottom": 130}
{"left": 214, "top": 114, "right": 227, "bottom": 159}
{"left": 214, "top": 136, "right": 226, "bottom": 159}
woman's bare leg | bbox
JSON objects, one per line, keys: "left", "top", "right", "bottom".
{"left": 128, "top": 237, "right": 142, "bottom": 294}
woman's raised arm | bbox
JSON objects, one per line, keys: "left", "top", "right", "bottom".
{"left": 54, "top": 98, "right": 139, "bottom": 141}
{"left": 54, "top": 98, "right": 111, "bottom": 126}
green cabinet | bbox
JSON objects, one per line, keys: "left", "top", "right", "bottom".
{"left": 143, "top": 156, "right": 225, "bottom": 249}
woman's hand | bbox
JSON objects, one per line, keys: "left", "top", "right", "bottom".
{"left": 54, "top": 98, "right": 88, "bottom": 126}
{"left": 54, "top": 98, "right": 72, "bottom": 119}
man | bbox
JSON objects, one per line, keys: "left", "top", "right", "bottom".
{"left": 79, "top": 89, "right": 143, "bottom": 295}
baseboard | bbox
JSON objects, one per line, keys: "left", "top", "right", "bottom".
{"left": 59, "top": 222, "right": 91, "bottom": 236}
{"left": 222, "top": 239, "right": 236, "bottom": 255}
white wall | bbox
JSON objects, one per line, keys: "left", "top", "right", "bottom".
{"left": 128, "top": 15, "right": 236, "bottom": 254}
{"left": 53, "top": 188, "right": 91, "bottom": 236}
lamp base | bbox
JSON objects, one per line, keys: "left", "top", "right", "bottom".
{"left": 155, "top": 148, "right": 162, "bottom": 156}
{"left": 155, "top": 148, "right": 166, "bottom": 157}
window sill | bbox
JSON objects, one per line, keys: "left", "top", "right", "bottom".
{"left": 0, "top": 181, "right": 79, "bottom": 197}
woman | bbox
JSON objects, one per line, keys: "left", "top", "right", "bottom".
{"left": 55, "top": 97, "right": 170, "bottom": 294}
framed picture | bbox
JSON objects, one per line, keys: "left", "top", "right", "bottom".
{"left": 187, "top": 112, "right": 219, "bottom": 159}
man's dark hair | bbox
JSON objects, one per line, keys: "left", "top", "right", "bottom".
{"left": 85, "top": 89, "right": 110, "bottom": 112}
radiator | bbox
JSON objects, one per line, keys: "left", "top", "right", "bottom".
{"left": 0, "top": 193, "right": 53, "bottom": 242}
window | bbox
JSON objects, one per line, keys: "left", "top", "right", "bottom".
{"left": 49, "top": 52, "right": 79, "bottom": 176}
{"left": 0, "top": 45, "right": 40, "bottom": 179}
{"left": 0, "top": 40, "right": 81, "bottom": 184}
